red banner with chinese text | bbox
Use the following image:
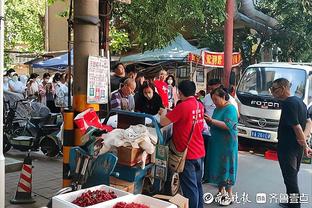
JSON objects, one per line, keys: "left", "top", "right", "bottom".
{"left": 188, "top": 53, "right": 202, "bottom": 64}
{"left": 201, "top": 51, "right": 242, "bottom": 68}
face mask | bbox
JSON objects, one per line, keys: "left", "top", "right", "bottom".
{"left": 3, "top": 77, "right": 9, "bottom": 83}
{"left": 12, "top": 76, "right": 18, "bottom": 82}
{"left": 167, "top": 80, "right": 173, "bottom": 85}
{"left": 145, "top": 93, "right": 153, "bottom": 100}
{"left": 36, "top": 78, "right": 41, "bottom": 83}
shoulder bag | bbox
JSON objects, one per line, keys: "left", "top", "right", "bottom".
{"left": 168, "top": 101, "right": 199, "bottom": 173}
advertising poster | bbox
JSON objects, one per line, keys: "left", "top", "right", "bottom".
{"left": 87, "top": 56, "right": 110, "bottom": 104}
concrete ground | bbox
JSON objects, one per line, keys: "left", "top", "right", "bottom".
{"left": 4, "top": 150, "right": 312, "bottom": 208}
{"left": 5, "top": 150, "right": 62, "bottom": 208}
{"left": 203, "top": 151, "right": 312, "bottom": 208}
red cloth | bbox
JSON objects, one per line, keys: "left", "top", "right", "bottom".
{"left": 166, "top": 97, "right": 205, "bottom": 160}
{"left": 154, "top": 80, "right": 169, "bottom": 108}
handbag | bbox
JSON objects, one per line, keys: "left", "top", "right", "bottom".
{"left": 168, "top": 101, "right": 198, "bottom": 173}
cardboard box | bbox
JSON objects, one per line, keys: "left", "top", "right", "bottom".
{"left": 52, "top": 184, "right": 131, "bottom": 208}
{"left": 117, "top": 146, "right": 150, "bottom": 167}
{"left": 102, "top": 194, "right": 177, "bottom": 208}
{"left": 109, "top": 176, "right": 135, "bottom": 193}
{"left": 153, "top": 194, "right": 189, "bottom": 208}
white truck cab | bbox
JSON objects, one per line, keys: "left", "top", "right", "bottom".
{"left": 236, "top": 62, "right": 312, "bottom": 143}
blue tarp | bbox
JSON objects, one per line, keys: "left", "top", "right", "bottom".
{"left": 120, "top": 35, "right": 202, "bottom": 63}
{"left": 32, "top": 49, "right": 73, "bottom": 71}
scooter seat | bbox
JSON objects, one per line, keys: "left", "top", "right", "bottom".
{"left": 13, "top": 136, "right": 34, "bottom": 141}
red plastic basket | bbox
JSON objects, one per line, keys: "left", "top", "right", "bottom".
{"left": 264, "top": 150, "right": 278, "bottom": 161}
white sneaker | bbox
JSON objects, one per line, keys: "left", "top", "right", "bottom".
{"left": 219, "top": 193, "right": 233, "bottom": 206}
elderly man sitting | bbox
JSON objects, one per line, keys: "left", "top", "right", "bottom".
{"left": 110, "top": 78, "right": 136, "bottom": 111}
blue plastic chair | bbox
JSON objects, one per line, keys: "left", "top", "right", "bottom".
{"left": 84, "top": 153, "right": 118, "bottom": 188}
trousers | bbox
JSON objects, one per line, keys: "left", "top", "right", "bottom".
{"left": 180, "top": 158, "right": 204, "bottom": 208}
{"left": 278, "top": 147, "right": 303, "bottom": 208}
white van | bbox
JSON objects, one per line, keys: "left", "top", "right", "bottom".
{"left": 236, "top": 62, "right": 312, "bottom": 143}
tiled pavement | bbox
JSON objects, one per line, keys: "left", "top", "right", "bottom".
{"left": 4, "top": 150, "right": 312, "bottom": 208}
{"left": 5, "top": 150, "right": 62, "bottom": 208}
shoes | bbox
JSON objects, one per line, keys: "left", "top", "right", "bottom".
{"left": 219, "top": 193, "right": 233, "bottom": 206}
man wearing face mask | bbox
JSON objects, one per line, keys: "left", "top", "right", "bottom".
{"left": 9, "top": 73, "right": 26, "bottom": 94}
{"left": 110, "top": 78, "right": 136, "bottom": 111}
{"left": 135, "top": 81, "right": 164, "bottom": 115}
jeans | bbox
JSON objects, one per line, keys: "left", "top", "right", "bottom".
{"left": 278, "top": 147, "right": 303, "bottom": 208}
{"left": 180, "top": 158, "right": 204, "bottom": 208}
{"left": 202, "top": 134, "right": 211, "bottom": 181}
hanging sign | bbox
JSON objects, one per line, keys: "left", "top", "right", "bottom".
{"left": 202, "top": 51, "right": 242, "bottom": 68}
{"left": 87, "top": 56, "right": 110, "bottom": 104}
{"left": 188, "top": 53, "right": 202, "bottom": 64}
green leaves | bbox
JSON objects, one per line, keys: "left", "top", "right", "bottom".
{"left": 4, "top": 0, "right": 46, "bottom": 52}
{"left": 113, "top": 0, "right": 226, "bottom": 51}
{"left": 258, "top": 0, "right": 312, "bottom": 61}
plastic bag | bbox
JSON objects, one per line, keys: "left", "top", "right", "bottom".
{"left": 74, "top": 108, "right": 113, "bottom": 134}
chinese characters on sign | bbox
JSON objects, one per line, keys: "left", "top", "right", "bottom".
{"left": 87, "top": 56, "right": 109, "bottom": 104}
{"left": 201, "top": 51, "right": 242, "bottom": 68}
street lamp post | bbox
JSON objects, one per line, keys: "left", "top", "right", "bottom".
{"left": 0, "top": 0, "right": 5, "bottom": 206}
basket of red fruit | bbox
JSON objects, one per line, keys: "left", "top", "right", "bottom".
{"left": 102, "top": 194, "right": 177, "bottom": 208}
{"left": 52, "top": 185, "right": 131, "bottom": 208}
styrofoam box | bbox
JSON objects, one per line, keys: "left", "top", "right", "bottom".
{"left": 101, "top": 194, "right": 178, "bottom": 208}
{"left": 52, "top": 185, "right": 132, "bottom": 208}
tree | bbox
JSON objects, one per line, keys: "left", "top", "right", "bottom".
{"left": 113, "top": 0, "right": 226, "bottom": 51}
{"left": 256, "top": 0, "right": 312, "bottom": 62}
{"left": 4, "top": 0, "right": 46, "bottom": 52}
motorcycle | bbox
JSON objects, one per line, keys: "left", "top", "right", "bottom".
{"left": 3, "top": 94, "right": 63, "bottom": 157}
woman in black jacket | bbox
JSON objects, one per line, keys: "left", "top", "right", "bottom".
{"left": 135, "top": 81, "right": 164, "bottom": 115}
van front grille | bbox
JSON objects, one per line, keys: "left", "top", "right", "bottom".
{"left": 239, "top": 114, "right": 279, "bottom": 131}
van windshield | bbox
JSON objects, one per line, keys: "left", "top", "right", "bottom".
{"left": 237, "top": 67, "right": 306, "bottom": 99}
